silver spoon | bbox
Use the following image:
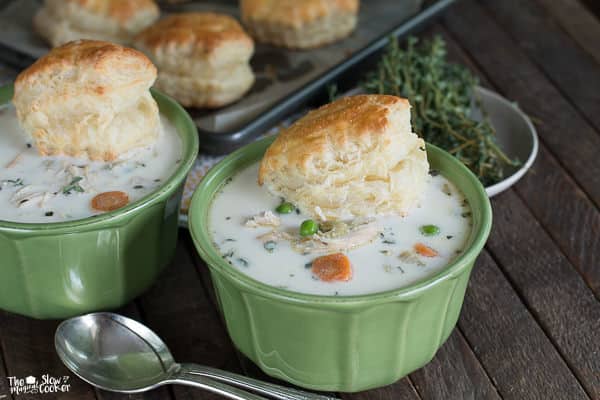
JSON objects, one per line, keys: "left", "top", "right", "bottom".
{"left": 55, "top": 312, "right": 338, "bottom": 400}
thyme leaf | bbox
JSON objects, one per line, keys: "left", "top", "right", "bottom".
{"left": 62, "top": 176, "right": 84, "bottom": 195}
{"left": 2, "top": 178, "right": 24, "bottom": 187}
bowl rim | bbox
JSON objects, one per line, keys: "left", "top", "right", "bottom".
{"left": 189, "top": 136, "right": 492, "bottom": 306}
{"left": 475, "top": 86, "right": 539, "bottom": 198}
{"left": 0, "top": 84, "right": 199, "bottom": 232}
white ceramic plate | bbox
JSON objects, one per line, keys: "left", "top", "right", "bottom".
{"left": 471, "top": 86, "right": 539, "bottom": 197}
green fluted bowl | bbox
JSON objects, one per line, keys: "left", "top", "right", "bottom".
{"left": 0, "top": 85, "right": 198, "bottom": 319}
{"left": 189, "top": 136, "right": 492, "bottom": 392}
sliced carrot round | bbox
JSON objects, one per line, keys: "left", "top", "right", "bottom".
{"left": 414, "top": 242, "right": 438, "bottom": 257}
{"left": 91, "top": 191, "right": 129, "bottom": 212}
{"left": 311, "top": 253, "right": 352, "bottom": 282}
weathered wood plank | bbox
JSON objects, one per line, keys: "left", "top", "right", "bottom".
{"left": 443, "top": 0, "right": 600, "bottom": 207}
{"left": 513, "top": 147, "right": 600, "bottom": 295}
{"left": 458, "top": 249, "right": 590, "bottom": 399}
{"left": 0, "top": 311, "right": 97, "bottom": 400}
{"left": 485, "top": 190, "right": 600, "bottom": 398}
{"left": 183, "top": 236, "right": 221, "bottom": 320}
{"left": 0, "top": 342, "right": 13, "bottom": 400}
{"left": 478, "top": 0, "right": 600, "bottom": 133}
{"left": 409, "top": 330, "right": 501, "bottom": 400}
{"left": 534, "top": 0, "right": 600, "bottom": 65}
{"left": 581, "top": 0, "right": 600, "bottom": 18}
{"left": 340, "top": 378, "right": 421, "bottom": 400}
{"left": 137, "top": 234, "right": 242, "bottom": 400}
{"left": 437, "top": 21, "right": 600, "bottom": 300}
{"left": 438, "top": 24, "right": 600, "bottom": 396}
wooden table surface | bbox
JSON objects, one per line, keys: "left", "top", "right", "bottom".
{"left": 1, "top": 0, "right": 599, "bottom": 399}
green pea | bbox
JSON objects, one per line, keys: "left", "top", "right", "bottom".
{"left": 420, "top": 224, "right": 440, "bottom": 236}
{"left": 276, "top": 202, "right": 294, "bottom": 214}
{"left": 300, "top": 219, "right": 319, "bottom": 237}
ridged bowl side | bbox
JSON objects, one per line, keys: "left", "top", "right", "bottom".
{"left": 0, "top": 86, "right": 198, "bottom": 319}
{"left": 190, "top": 135, "right": 491, "bottom": 392}
{"left": 209, "top": 261, "right": 472, "bottom": 392}
{"left": 0, "top": 189, "right": 181, "bottom": 319}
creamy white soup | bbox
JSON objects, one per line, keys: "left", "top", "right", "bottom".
{"left": 209, "top": 162, "right": 473, "bottom": 296}
{"left": 0, "top": 105, "right": 182, "bottom": 223}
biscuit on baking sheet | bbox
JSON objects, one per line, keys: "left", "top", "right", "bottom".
{"left": 13, "top": 40, "right": 160, "bottom": 161}
{"left": 133, "top": 13, "right": 255, "bottom": 109}
{"left": 240, "top": 0, "right": 359, "bottom": 49}
{"left": 33, "top": 0, "right": 160, "bottom": 47}
{"left": 259, "top": 95, "right": 429, "bottom": 221}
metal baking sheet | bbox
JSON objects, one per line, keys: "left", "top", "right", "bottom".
{"left": 0, "top": 0, "right": 454, "bottom": 154}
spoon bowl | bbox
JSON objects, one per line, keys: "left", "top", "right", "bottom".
{"left": 55, "top": 313, "right": 177, "bottom": 393}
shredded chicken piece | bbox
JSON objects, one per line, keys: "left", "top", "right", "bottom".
{"left": 39, "top": 192, "right": 50, "bottom": 208}
{"left": 257, "top": 230, "right": 294, "bottom": 243}
{"left": 292, "top": 219, "right": 381, "bottom": 255}
{"left": 251, "top": 217, "right": 380, "bottom": 255}
{"left": 67, "top": 165, "right": 80, "bottom": 177}
{"left": 399, "top": 250, "right": 426, "bottom": 267}
{"left": 244, "top": 211, "right": 281, "bottom": 228}
{"left": 314, "top": 206, "right": 326, "bottom": 221}
{"left": 54, "top": 162, "right": 70, "bottom": 177}
{"left": 10, "top": 186, "right": 48, "bottom": 208}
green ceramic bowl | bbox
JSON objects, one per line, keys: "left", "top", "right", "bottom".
{"left": 189, "top": 136, "right": 492, "bottom": 392}
{"left": 0, "top": 85, "right": 199, "bottom": 320}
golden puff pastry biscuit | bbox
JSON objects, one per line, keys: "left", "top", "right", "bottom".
{"left": 240, "top": 0, "right": 359, "bottom": 49}
{"left": 133, "top": 13, "right": 255, "bottom": 108}
{"left": 259, "top": 95, "right": 429, "bottom": 221}
{"left": 34, "top": 0, "right": 160, "bottom": 47}
{"left": 13, "top": 40, "right": 160, "bottom": 161}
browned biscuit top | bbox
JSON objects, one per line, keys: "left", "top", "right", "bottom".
{"left": 259, "top": 94, "right": 409, "bottom": 185}
{"left": 241, "top": 0, "right": 359, "bottom": 27}
{"left": 134, "top": 12, "right": 254, "bottom": 55}
{"left": 15, "top": 39, "right": 156, "bottom": 93}
{"left": 63, "top": 0, "right": 159, "bottom": 24}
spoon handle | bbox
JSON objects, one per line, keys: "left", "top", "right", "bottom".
{"left": 171, "top": 370, "right": 268, "bottom": 400}
{"left": 179, "top": 363, "right": 340, "bottom": 400}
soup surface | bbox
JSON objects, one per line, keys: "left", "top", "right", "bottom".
{"left": 209, "top": 162, "right": 473, "bottom": 296}
{"left": 0, "top": 105, "right": 182, "bottom": 223}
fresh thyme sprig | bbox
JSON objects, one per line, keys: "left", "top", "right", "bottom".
{"left": 362, "top": 36, "right": 520, "bottom": 186}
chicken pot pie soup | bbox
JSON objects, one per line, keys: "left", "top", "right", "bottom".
{"left": 208, "top": 95, "right": 472, "bottom": 295}
{"left": 208, "top": 162, "right": 472, "bottom": 296}
{"left": 1, "top": 40, "right": 183, "bottom": 223}
{"left": 0, "top": 105, "right": 182, "bottom": 223}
